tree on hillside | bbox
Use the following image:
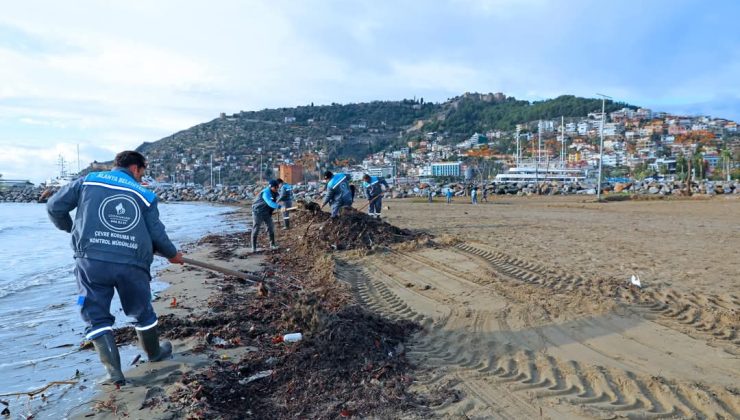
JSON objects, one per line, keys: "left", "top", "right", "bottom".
{"left": 675, "top": 154, "right": 689, "bottom": 179}
{"left": 675, "top": 130, "right": 716, "bottom": 146}
{"left": 691, "top": 148, "right": 708, "bottom": 180}
{"left": 719, "top": 149, "right": 733, "bottom": 181}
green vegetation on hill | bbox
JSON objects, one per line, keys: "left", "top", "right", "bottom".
{"left": 422, "top": 95, "right": 634, "bottom": 136}
{"left": 134, "top": 93, "right": 635, "bottom": 185}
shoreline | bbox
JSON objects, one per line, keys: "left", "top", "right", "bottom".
{"left": 0, "top": 202, "right": 249, "bottom": 419}
{"left": 69, "top": 238, "right": 265, "bottom": 419}
{"left": 68, "top": 203, "right": 430, "bottom": 419}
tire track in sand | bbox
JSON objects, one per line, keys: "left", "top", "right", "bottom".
{"left": 456, "top": 242, "right": 740, "bottom": 355}
{"left": 337, "top": 249, "right": 740, "bottom": 419}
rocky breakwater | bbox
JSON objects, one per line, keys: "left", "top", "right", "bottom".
{"left": 155, "top": 184, "right": 326, "bottom": 203}
{"left": 487, "top": 180, "right": 740, "bottom": 196}
{"left": 612, "top": 179, "right": 739, "bottom": 196}
{"left": 0, "top": 186, "right": 45, "bottom": 203}
{"left": 155, "top": 185, "right": 253, "bottom": 203}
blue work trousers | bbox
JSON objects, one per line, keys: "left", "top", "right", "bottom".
{"left": 75, "top": 258, "right": 156, "bottom": 340}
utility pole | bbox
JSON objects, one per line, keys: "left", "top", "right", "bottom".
{"left": 560, "top": 116, "right": 565, "bottom": 168}
{"left": 259, "top": 146, "right": 263, "bottom": 184}
{"left": 535, "top": 120, "right": 541, "bottom": 193}
{"left": 210, "top": 154, "right": 214, "bottom": 187}
{"left": 596, "top": 93, "right": 612, "bottom": 202}
{"left": 515, "top": 127, "right": 520, "bottom": 167}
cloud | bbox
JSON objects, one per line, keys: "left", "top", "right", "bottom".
{"left": 0, "top": 142, "right": 113, "bottom": 183}
{"left": 1, "top": 0, "right": 739, "bottom": 185}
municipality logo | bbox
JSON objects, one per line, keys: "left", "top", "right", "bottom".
{"left": 98, "top": 195, "right": 141, "bottom": 233}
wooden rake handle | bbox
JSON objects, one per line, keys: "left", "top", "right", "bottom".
{"left": 358, "top": 194, "right": 382, "bottom": 211}
{"left": 182, "top": 257, "right": 261, "bottom": 283}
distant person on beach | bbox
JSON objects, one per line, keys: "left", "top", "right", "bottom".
{"left": 446, "top": 188, "right": 453, "bottom": 204}
{"left": 276, "top": 178, "right": 293, "bottom": 230}
{"left": 321, "top": 171, "right": 353, "bottom": 218}
{"left": 252, "top": 179, "right": 282, "bottom": 251}
{"left": 482, "top": 186, "right": 488, "bottom": 202}
{"left": 471, "top": 186, "right": 478, "bottom": 204}
{"left": 427, "top": 188, "right": 434, "bottom": 203}
{"left": 362, "top": 174, "right": 389, "bottom": 218}
{"left": 46, "top": 150, "right": 183, "bottom": 386}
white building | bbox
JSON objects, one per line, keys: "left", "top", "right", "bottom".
{"left": 603, "top": 122, "right": 624, "bottom": 137}
{"left": 430, "top": 162, "right": 462, "bottom": 177}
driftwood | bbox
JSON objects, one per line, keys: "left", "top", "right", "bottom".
{"left": 0, "top": 380, "right": 77, "bottom": 398}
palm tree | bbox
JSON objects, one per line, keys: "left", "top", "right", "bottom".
{"left": 720, "top": 149, "right": 732, "bottom": 181}
{"left": 692, "top": 145, "right": 705, "bottom": 180}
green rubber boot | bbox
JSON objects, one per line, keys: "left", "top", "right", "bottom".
{"left": 136, "top": 327, "right": 172, "bottom": 362}
{"left": 92, "top": 333, "right": 126, "bottom": 386}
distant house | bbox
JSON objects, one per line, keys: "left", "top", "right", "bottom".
{"left": 278, "top": 163, "right": 303, "bottom": 184}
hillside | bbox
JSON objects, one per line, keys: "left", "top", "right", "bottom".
{"left": 135, "top": 93, "right": 634, "bottom": 185}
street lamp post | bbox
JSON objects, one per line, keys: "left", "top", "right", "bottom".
{"left": 595, "top": 93, "right": 612, "bottom": 202}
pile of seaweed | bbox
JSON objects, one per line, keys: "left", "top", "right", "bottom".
{"left": 291, "top": 202, "right": 425, "bottom": 251}
{"left": 106, "top": 212, "right": 447, "bottom": 419}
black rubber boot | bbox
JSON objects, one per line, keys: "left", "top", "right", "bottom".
{"left": 92, "top": 333, "right": 125, "bottom": 385}
{"left": 251, "top": 233, "right": 258, "bottom": 253}
{"left": 136, "top": 327, "right": 172, "bottom": 362}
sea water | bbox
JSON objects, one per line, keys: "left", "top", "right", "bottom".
{"left": 0, "top": 202, "right": 246, "bottom": 418}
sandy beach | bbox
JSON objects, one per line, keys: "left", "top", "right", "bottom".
{"left": 68, "top": 195, "right": 738, "bottom": 419}
{"left": 345, "top": 195, "right": 739, "bottom": 418}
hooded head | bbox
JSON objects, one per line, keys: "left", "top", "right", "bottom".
{"left": 323, "top": 171, "right": 334, "bottom": 181}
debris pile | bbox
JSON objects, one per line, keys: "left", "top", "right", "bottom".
{"left": 292, "top": 202, "right": 425, "bottom": 251}
{"left": 170, "top": 306, "right": 430, "bottom": 419}
{"left": 110, "top": 212, "right": 439, "bottom": 418}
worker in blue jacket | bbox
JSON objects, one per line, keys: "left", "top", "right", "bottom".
{"left": 47, "top": 150, "right": 183, "bottom": 386}
{"left": 252, "top": 180, "right": 282, "bottom": 252}
{"left": 321, "top": 171, "right": 353, "bottom": 218}
{"left": 276, "top": 178, "right": 293, "bottom": 230}
{"left": 361, "top": 174, "right": 389, "bottom": 218}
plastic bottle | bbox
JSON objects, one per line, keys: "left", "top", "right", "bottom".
{"left": 272, "top": 332, "right": 303, "bottom": 343}
{"left": 283, "top": 332, "right": 302, "bottom": 342}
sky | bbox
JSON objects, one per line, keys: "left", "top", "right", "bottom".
{"left": 1, "top": 0, "right": 739, "bottom": 184}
